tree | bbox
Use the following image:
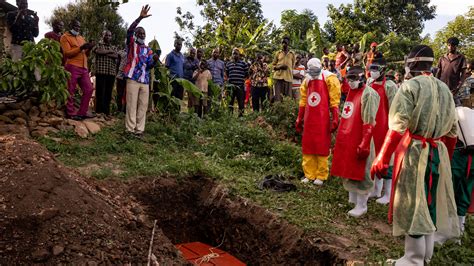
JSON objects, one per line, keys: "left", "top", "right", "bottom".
{"left": 277, "top": 9, "right": 324, "bottom": 55}
{"left": 47, "top": 0, "right": 127, "bottom": 47}
{"left": 325, "top": 0, "right": 436, "bottom": 50}
{"left": 431, "top": 7, "right": 474, "bottom": 62}
{"left": 175, "top": 0, "right": 273, "bottom": 59}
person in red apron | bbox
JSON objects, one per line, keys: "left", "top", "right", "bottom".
{"left": 371, "top": 45, "right": 459, "bottom": 265}
{"left": 296, "top": 58, "right": 341, "bottom": 185}
{"left": 331, "top": 66, "right": 380, "bottom": 217}
{"left": 366, "top": 58, "right": 398, "bottom": 203}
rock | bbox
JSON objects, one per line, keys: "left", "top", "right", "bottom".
{"left": 28, "top": 121, "right": 38, "bottom": 128}
{"left": 52, "top": 109, "right": 66, "bottom": 117}
{"left": 40, "top": 112, "right": 46, "bottom": 118}
{"left": 21, "top": 99, "right": 32, "bottom": 112}
{"left": 2, "top": 109, "right": 28, "bottom": 120}
{"left": 29, "top": 106, "right": 40, "bottom": 118}
{"left": 39, "top": 104, "right": 48, "bottom": 113}
{"left": 38, "top": 122, "right": 50, "bottom": 127}
{"left": 31, "top": 248, "right": 50, "bottom": 262}
{"left": 43, "top": 116, "right": 64, "bottom": 126}
{"left": 45, "top": 127, "right": 59, "bottom": 134}
{"left": 14, "top": 117, "right": 27, "bottom": 125}
{"left": 52, "top": 245, "right": 64, "bottom": 256}
{"left": 56, "top": 124, "right": 74, "bottom": 132}
{"left": 83, "top": 120, "right": 101, "bottom": 134}
{"left": 31, "top": 116, "right": 41, "bottom": 122}
{"left": 31, "top": 130, "right": 46, "bottom": 138}
{"left": 6, "top": 102, "right": 22, "bottom": 110}
{"left": 74, "top": 122, "right": 89, "bottom": 138}
{"left": 0, "top": 103, "right": 6, "bottom": 112}
{"left": 0, "top": 115, "right": 13, "bottom": 124}
{"left": 0, "top": 124, "right": 30, "bottom": 137}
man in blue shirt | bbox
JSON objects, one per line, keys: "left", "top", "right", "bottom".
{"left": 165, "top": 38, "right": 185, "bottom": 100}
{"left": 207, "top": 48, "right": 225, "bottom": 110}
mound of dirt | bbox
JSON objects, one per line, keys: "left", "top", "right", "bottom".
{"left": 0, "top": 136, "right": 185, "bottom": 264}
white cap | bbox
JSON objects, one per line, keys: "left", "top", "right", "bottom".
{"left": 307, "top": 58, "right": 321, "bottom": 69}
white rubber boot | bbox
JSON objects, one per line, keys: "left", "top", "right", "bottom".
{"left": 459, "top": 216, "right": 466, "bottom": 234}
{"left": 301, "top": 177, "right": 310, "bottom": 183}
{"left": 348, "top": 193, "right": 369, "bottom": 218}
{"left": 369, "top": 178, "right": 383, "bottom": 198}
{"left": 395, "top": 235, "right": 426, "bottom": 266}
{"left": 313, "top": 179, "right": 324, "bottom": 186}
{"left": 348, "top": 191, "right": 357, "bottom": 205}
{"left": 424, "top": 233, "right": 434, "bottom": 264}
{"left": 376, "top": 179, "right": 392, "bottom": 205}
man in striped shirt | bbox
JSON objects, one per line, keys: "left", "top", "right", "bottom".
{"left": 123, "top": 5, "right": 159, "bottom": 137}
{"left": 226, "top": 48, "right": 249, "bottom": 117}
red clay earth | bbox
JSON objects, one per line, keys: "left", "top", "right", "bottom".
{"left": 0, "top": 136, "right": 185, "bottom": 264}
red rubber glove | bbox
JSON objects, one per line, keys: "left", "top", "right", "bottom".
{"left": 357, "top": 124, "right": 374, "bottom": 160}
{"left": 442, "top": 136, "right": 457, "bottom": 160}
{"left": 295, "top": 106, "right": 305, "bottom": 133}
{"left": 370, "top": 130, "right": 403, "bottom": 179}
{"left": 330, "top": 107, "right": 339, "bottom": 133}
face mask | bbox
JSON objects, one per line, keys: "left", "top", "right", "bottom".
{"left": 135, "top": 35, "right": 145, "bottom": 44}
{"left": 370, "top": 71, "right": 381, "bottom": 80}
{"left": 308, "top": 67, "right": 321, "bottom": 78}
{"left": 70, "top": 29, "right": 79, "bottom": 36}
{"left": 348, "top": 80, "right": 361, "bottom": 89}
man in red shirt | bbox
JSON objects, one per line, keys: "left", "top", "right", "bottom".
{"left": 44, "top": 19, "right": 64, "bottom": 42}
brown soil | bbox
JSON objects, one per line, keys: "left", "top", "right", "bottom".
{"left": 130, "top": 176, "right": 345, "bottom": 265}
{"left": 0, "top": 136, "right": 184, "bottom": 264}
{"left": 0, "top": 135, "right": 356, "bottom": 265}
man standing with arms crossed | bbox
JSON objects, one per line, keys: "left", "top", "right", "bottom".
{"left": 272, "top": 36, "right": 295, "bottom": 102}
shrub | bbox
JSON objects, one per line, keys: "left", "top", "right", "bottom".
{"left": 0, "top": 39, "right": 70, "bottom": 105}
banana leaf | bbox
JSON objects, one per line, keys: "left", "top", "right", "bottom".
{"left": 175, "top": 78, "right": 203, "bottom": 98}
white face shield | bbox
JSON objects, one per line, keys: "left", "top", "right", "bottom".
{"left": 404, "top": 56, "right": 434, "bottom": 80}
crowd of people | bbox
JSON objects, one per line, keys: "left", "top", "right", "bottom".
{"left": 6, "top": 1, "right": 474, "bottom": 265}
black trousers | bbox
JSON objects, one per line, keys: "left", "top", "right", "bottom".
{"left": 116, "top": 78, "right": 127, "bottom": 113}
{"left": 229, "top": 84, "right": 245, "bottom": 117}
{"left": 171, "top": 80, "right": 184, "bottom": 100}
{"left": 95, "top": 74, "right": 115, "bottom": 115}
{"left": 251, "top": 86, "right": 269, "bottom": 112}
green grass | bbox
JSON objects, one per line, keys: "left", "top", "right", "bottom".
{"left": 37, "top": 106, "right": 473, "bottom": 264}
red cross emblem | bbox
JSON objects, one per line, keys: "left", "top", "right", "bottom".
{"left": 307, "top": 92, "right": 321, "bottom": 107}
{"left": 341, "top": 102, "right": 354, "bottom": 119}
{"left": 344, "top": 105, "right": 351, "bottom": 115}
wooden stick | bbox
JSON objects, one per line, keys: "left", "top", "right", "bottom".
{"left": 147, "top": 220, "right": 157, "bottom": 266}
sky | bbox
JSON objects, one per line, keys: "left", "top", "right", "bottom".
{"left": 7, "top": 0, "right": 471, "bottom": 55}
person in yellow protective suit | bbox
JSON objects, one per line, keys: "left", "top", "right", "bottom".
{"left": 371, "top": 45, "right": 459, "bottom": 265}
{"left": 295, "top": 58, "right": 341, "bottom": 185}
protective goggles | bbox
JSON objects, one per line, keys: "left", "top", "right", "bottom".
{"left": 368, "top": 64, "right": 385, "bottom": 72}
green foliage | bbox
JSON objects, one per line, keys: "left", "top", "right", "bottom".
{"left": 326, "top": 1, "right": 436, "bottom": 45}
{"left": 0, "top": 39, "right": 70, "bottom": 105}
{"left": 431, "top": 217, "right": 474, "bottom": 264}
{"left": 262, "top": 97, "right": 299, "bottom": 140}
{"left": 175, "top": 0, "right": 276, "bottom": 59}
{"left": 278, "top": 9, "right": 322, "bottom": 56}
{"left": 96, "top": 0, "right": 129, "bottom": 10}
{"left": 431, "top": 7, "right": 474, "bottom": 62}
{"left": 47, "top": 0, "right": 127, "bottom": 47}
